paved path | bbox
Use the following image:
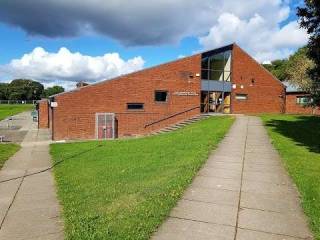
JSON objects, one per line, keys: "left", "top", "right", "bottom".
{"left": 152, "top": 116, "right": 313, "bottom": 240}
{"left": 0, "top": 112, "right": 64, "bottom": 240}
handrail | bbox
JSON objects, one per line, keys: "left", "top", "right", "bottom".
{"left": 145, "top": 106, "right": 200, "bottom": 128}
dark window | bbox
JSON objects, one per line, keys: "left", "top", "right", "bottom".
{"left": 209, "top": 53, "right": 225, "bottom": 70}
{"left": 201, "top": 57, "right": 209, "bottom": 69}
{"left": 155, "top": 91, "right": 168, "bottom": 102}
{"left": 201, "top": 69, "right": 209, "bottom": 80}
{"left": 127, "top": 103, "right": 144, "bottom": 110}
{"left": 201, "top": 50, "right": 232, "bottom": 82}
{"left": 235, "top": 94, "right": 248, "bottom": 100}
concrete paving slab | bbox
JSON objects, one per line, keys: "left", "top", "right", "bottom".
{"left": 239, "top": 208, "right": 312, "bottom": 239}
{"left": 183, "top": 187, "right": 239, "bottom": 206}
{"left": 242, "top": 180, "right": 295, "bottom": 195}
{"left": 240, "top": 192, "right": 302, "bottom": 213}
{"left": 243, "top": 163, "right": 283, "bottom": 172}
{"left": 236, "top": 228, "right": 305, "bottom": 240}
{"left": 170, "top": 199, "right": 238, "bottom": 226}
{"left": 244, "top": 158, "right": 281, "bottom": 166}
{"left": 152, "top": 217, "right": 235, "bottom": 240}
{"left": 243, "top": 171, "right": 291, "bottom": 184}
{"left": 204, "top": 161, "right": 243, "bottom": 171}
{"left": 207, "top": 155, "right": 243, "bottom": 163}
{"left": 243, "top": 164, "right": 286, "bottom": 174}
{"left": 198, "top": 167, "right": 241, "bottom": 180}
{"left": 192, "top": 176, "right": 241, "bottom": 191}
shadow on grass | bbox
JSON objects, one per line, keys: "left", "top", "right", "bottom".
{"left": 264, "top": 115, "right": 320, "bottom": 154}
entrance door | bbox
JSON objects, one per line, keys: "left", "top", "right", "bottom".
{"left": 223, "top": 92, "right": 231, "bottom": 113}
{"left": 201, "top": 91, "right": 224, "bottom": 113}
{"left": 96, "top": 113, "right": 115, "bottom": 139}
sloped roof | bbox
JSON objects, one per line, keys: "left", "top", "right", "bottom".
{"left": 283, "top": 81, "right": 306, "bottom": 93}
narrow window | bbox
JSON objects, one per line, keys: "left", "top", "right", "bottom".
{"left": 127, "top": 103, "right": 144, "bottom": 110}
{"left": 155, "top": 91, "right": 168, "bottom": 102}
{"left": 235, "top": 94, "right": 248, "bottom": 100}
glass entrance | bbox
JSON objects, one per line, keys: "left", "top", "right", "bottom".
{"left": 200, "top": 45, "right": 233, "bottom": 114}
{"left": 201, "top": 91, "right": 231, "bottom": 113}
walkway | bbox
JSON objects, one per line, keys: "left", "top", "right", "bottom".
{"left": 0, "top": 112, "right": 64, "bottom": 240}
{"left": 152, "top": 116, "right": 313, "bottom": 240}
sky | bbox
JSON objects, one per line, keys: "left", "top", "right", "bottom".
{"left": 0, "top": 0, "right": 308, "bottom": 90}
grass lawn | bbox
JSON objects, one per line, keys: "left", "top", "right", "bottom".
{"left": 261, "top": 114, "right": 320, "bottom": 240}
{"left": 0, "top": 104, "right": 34, "bottom": 121}
{"left": 0, "top": 144, "right": 20, "bottom": 170}
{"left": 51, "top": 116, "right": 234, "bottom": 240}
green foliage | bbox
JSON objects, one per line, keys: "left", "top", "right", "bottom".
{"left": 0, "top": 104, "right": 34, "bottom": 121}
{"left": 0, "top": 79, "right": 65, "bottom": 100}
{"left": 6, "top": 79, "right": 44, "bottom": 100}
{"left": 263, "top": 46, "right": 314, "bottom": 91}
{"left": 0, "top": 83, "right": 8, "bottom": 100}
{"left": 0, "top": 144, "right": 20, "bottom": 170}
{"left": 262, "top": 59, "right": 289, "bottom": 81}
{"left": 298, "top": 0, "right": 320, "bottom": 105}
{"left": 51, "top": 116, "right": 234, "bottom": 240}
{"left": 43, "top": 85, "right": 65, "bottom": 98}
{"left": 286, "top": 47, "right": 314, "bottom": 91}
{"left": 262, "top": 114, "right": 320, "bottom": 240}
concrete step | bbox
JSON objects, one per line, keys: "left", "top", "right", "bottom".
{"left": 149, "top": 114, "right": 212, "bottom": 136}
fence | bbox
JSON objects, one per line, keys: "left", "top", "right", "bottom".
{"left": 0, "top": 100, "right": 38, "bottom": 104}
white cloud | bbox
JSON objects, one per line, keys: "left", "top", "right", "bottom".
{"left": 0, "top": 0, "right": 309, "bottom": 69}
{"left": 0, "top": 47, "right": 145, "bottom": 89}
{"left": 199, "top": 13, "right": 308, "bottom": 62}
{"left": 199, "top": 12, "right": 308, "bottom": 62}
{"left": 271, "top": 21, "right": 308, "bottom": 48}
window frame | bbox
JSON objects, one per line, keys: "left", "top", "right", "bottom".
{"left": 127, "top": 103, "right": 144, "bottom": 111}
{"left": 154, "top": 90, "right": 169, "bottom": 103}
{"left": 201, "top": 50, "right": 232, "bottom": 82}
{"left": 296, "top": 96, "right": 311, "bottom": 105}
{"left": 235, "top": 94, "right": 248, "bottom": 101}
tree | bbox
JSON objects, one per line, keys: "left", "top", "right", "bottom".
{"left": 7, "top": 79, "right": 44, "bottom": 100}
{"left": 43, "top": 85, "right": 65, "bottom": 97}
{"left": 263, "top": 59, "right": 289, "bottom": 81}
{"left": 285, "top": 47, "right": 314, "bottom": 91}
{"left": 262, "top": 47, "right": 314, "bottom": 91}
{"left": 0, "top": 83, "right": 9, "bottom": 100}
{"left": 298, "top": 0, "right": 320, "bottom": 105}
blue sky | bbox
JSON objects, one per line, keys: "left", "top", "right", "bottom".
{"left": 0, "top": 23, "right": 199, "bottom": 67}
{"left": 0, "top": 0, "right": 307, "bottom": 89}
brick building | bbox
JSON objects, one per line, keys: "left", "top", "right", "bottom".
{"left": 284, "top": 82, "right": 320, "bottom": 115}
{"left": 38, "top": 44, "right": 287, "bottom": 140}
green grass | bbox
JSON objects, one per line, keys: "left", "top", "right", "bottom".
{"left": 0, "top": 104, "right": 34, "bottom": 121}
{"left": 0, "top": 144, "right": 20, "bottom": 170}
{"left": 261, "top": 114, "right": 320, "bottom": 240}
{"left": 51, "top": 116, "right": 234, "bottom": 240}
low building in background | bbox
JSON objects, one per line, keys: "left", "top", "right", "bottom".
{"left": 284, "top": 82, "right": 320, "bottom": 115}
{"left": 38, "top": 43, "right": 287, "bottom": 140}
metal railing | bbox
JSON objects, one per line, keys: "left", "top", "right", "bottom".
{"left": 145, "top": 106, "right": 200, "bottom": 128}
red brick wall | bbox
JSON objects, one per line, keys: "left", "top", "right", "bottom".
{"left": 231, "top": 44, "right": 285, "bottom": 114}
{"left": 38, "top": 99, "right": 49, "bottom": 128}
{"left": 286, "top": 93, "right": 320, "bottom": 115}
{"left": 51, "top": 55, "right": 201, "bottom": 140}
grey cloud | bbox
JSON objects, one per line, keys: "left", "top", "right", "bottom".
{"left": 0, "top": 0, "right": 217, "bottom": 45}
